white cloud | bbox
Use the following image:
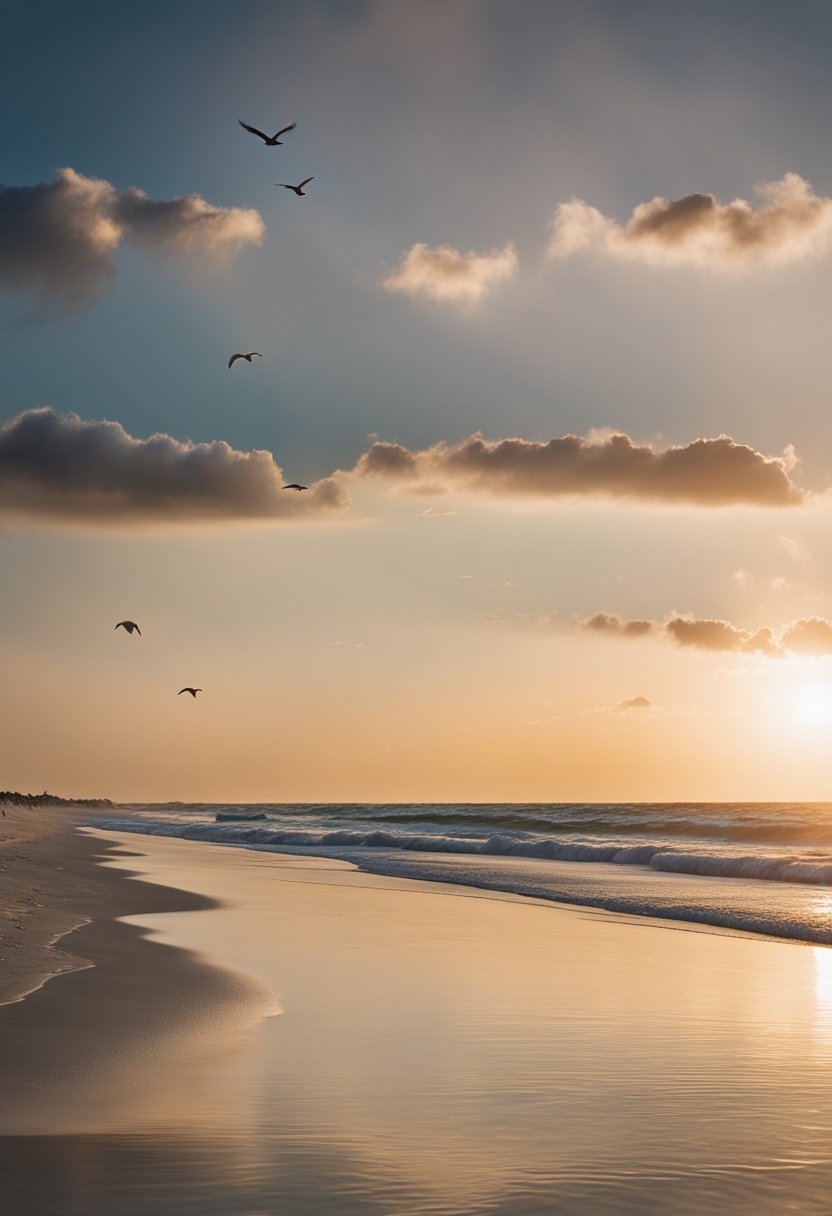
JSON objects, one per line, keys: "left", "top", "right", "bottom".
{"left": 779, "top": 535, "right": 811, "bottom": 564}
{"left": 382, "top": 241, "right": 517, "bottom": 304}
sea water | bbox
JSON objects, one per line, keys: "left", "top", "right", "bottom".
{"left": 95, "top": 802, "right": 832, "bottom": 944}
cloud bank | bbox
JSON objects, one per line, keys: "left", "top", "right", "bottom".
{"left": 382, "top": 242, "right": 517, "bottom": 303}
{"left": 353, "top": 431, "right": 804, "bottom": 506}
{"left": 0, "top": 168, "right": 265, "bottom": 313}
{"left": 547, "top": 174, "right": 832, "bottom": 270}
{"left": 0, "top": 409, "right": 346, "bottom": 526}
{"left": 580, "top": 612, "right": 832, "bottom": 658}
{"left": 0, "top": 411, "right": 809, "bottom": 527}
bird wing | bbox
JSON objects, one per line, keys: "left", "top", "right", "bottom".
{"left": 178, "top": 688, "right": 192, "bottom": 695}
{"left": 275, "top": 121, "right": 297, "bottom": 139}
{"left": 299, "top": 176, "right": 315, "bottom": 189}
{"left": 278, "top": 184, "right": 294, "bottom": 191}
{"left": 238, "top": 119, "right": 270, "bottom": 142}
{"left": 251, "top": 352, "right": 263, "bottom": 358}
{"left": 135, "top": 625, "right": 141, "bottom": 636}
{"left": 228, "top": 354, "right": 243, "bottom": 368}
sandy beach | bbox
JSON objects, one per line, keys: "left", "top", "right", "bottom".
{"left": 0, "top": 812, "right": 273, "bottom": 1137}
{"left": 3, "top": 817, "right": 832, "bottom": 1214}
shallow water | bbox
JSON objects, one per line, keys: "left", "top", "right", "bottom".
{"left": 5, "top": 831, "right": 832, "bottom": 1215}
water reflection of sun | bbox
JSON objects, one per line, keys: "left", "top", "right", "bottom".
{"left": 813, "top": 947, "right": 832, "bottom": 1040}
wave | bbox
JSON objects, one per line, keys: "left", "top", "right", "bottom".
{"left": 93, "top": 817, "right": 832, "bottom": 889}
{"left": 117, "top": 800, "right": 832, "bottom": 847}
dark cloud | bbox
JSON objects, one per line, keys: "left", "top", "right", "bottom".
{"left": 357, "top": 440, "right": 419, "bottom": 478}
{"left": 0, "top": 168, "right": 264, "bottom": 315}
{"left": 582, "top": 612, "right": 655, "bottom": 637}
{"left": 548, "top": 174, "right": 832, "bottom": 270}
{"left": 582, "top": 611, "right": 832, "bottom": 658}
{"left": 353, "top": 431, "right": 804, "bottom": 506}
{"left": 664, "top": 616, "right": 775, "bottom": 654}
{"left": 0, "top": 409, "right": 347, "bottom": 526}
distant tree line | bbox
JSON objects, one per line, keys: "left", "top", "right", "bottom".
{"left": 0, "top": 790, "right": 113, "bottom": 808}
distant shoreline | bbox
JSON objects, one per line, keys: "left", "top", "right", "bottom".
{"left": 0, "top": 790, "right": 113, "bottom": 809}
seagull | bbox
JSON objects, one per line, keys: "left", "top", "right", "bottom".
{"left": 238, "top": 119, "right": 296, "bottom": 147}
{"left": 228, "top": 352, "right": 262, "bottom": 369}
{"left": 278, "top": 177, "right": 314, "bottom": 197}
{"left": 115, "top": 621, "right": 141, "bottom": 636}
{"left": 178, "top": 688, "right": 202, "bottom": 698}
{"left": 283, "top": 483, "right": 308, "bottom": 491}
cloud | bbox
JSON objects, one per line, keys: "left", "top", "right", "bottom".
{"left": 577, "top": 694, "right": 664, "bottom": 718}
{"left": 664, "top": 617, "right": 778, "bottom": 655}
{"left": 0, "top": 168, "right": 265, "bottom": 314}
{"left": 382, "top": 242, "right": 517, "bottom": 304}
{"left": 581, "top": 612, "right": 654, "bottom": 637}
{"left": 547, "top": 174, "right": 832, "bottom": 270}
{"left": 3, "top": 409, "right": 810, "bottom": 530}
{"left": 779, "top": 534, "right": 811, "bottom": 564}
{"left": 0, "top": 408, "right": 347, "bottom": 526}
{"left": 780, "top": 617, "right": 832, "bottom": 654}
{"left": 581, "top": 611, "right": 832, "bottom": 658}
{"left": 614, "top": 696, "right": 655, "bottom": 712}
{"left": 353, "top": 431, "right": 804, "bottom": 506}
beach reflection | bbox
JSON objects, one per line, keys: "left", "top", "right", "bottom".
{"left": 5, "top": 833, "right": 832, "bottom": 1216}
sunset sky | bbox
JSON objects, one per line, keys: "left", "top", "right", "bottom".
{"left": 4, "top": 0, "right": 832, "bottom": 801}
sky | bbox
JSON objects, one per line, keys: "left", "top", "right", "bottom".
{"left": 4, "top": 0, "right": 832, "bottom": 801}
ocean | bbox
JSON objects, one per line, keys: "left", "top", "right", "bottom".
{"left": 94, "top": 802, "right": 832, "bottom": 945}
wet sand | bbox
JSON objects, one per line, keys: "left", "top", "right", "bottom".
{"left": 0, "top": 814, "right": 273, "bottom": 1135}
{"left": 4, "top": 826, "right": 832, "bottom": 1214}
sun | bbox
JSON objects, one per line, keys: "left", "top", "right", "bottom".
{"left": 791, "top": 683, "right": 832, "bottom": 730}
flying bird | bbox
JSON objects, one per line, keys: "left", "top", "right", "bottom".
{"left": 115, "top": 621, "right": 141, "bottom": 636}
{"left": 238, "top": 119, "right": 296, "bottom": 146}
{"left": 178, "top": 688, "right": 203, "bottom": 698}
{"left": 283, "top": 483, "right": 308, "bottom": 491}
{"left": 278, "top": 177, "right": 314, "bottom": 197}
{"left": 228, "top": 352, "right": 262, "bottom": 369}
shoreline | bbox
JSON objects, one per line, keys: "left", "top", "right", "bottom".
{"left": 3, "top": 804, "right": 823, "bottom": 1022}
{"left": 0, "top": 814, "right": 274, "bottom": 1135}
{"left": 4, "top": 827, "right": 832, "bottom": 1214}
{"left": 85, "top": 804, "right": 832, "bottom": 949}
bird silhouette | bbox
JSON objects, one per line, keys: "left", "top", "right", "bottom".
{"left": 238, "top": 119, "right": 296, "bottom": 146}
{"left": 115, "top": 621, "right": 141, "bottom": 636}
{"left": 178, "top": 688, "right": 202, "bottom": 698}
{"left": 279, "top": 177, "right": 315, "bottom": 197}
{"left": 228, "top": 352, "right": 262, "bottom": 369}
{"left": 283, "top": 483, "right": 308, "bottom": 491}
